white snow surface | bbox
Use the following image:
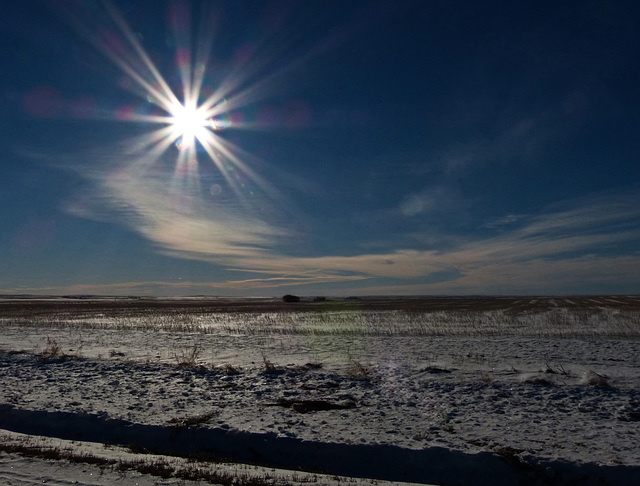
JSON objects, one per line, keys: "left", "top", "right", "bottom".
{"left": 1, "top": 296, "right": 640, "bottom": 485}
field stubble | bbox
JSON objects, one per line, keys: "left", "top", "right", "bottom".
{"left": 1, "top": 296, "right": 639, "bottom": 338}
{"left": 2, "top": 296, "right": 640, "bottom": 484}
{"left": 1, "top": 296, "right": 639, "bottom": 380}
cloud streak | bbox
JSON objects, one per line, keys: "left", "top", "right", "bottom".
{"left": 66, "top": 156, "right": 640, "bottom": 295}
{"left": 226, "top": 192, "right": 640, "bottom": 282}
{"left": 65, "top": 150, "right": 289, "bottom": 261}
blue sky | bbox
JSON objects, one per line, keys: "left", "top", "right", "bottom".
{"left": 1, "top": 0, "right": 639, "bottom": 296}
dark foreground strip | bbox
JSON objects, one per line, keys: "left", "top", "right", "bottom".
{"left": 1, "top": 405, "right": 638, "bottom": 486}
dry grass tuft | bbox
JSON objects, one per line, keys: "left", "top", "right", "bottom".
{"left": 0, "top": 438, "right": 285, "bottom": 485}
{"left": 346, "top": 360, "right": 372, "bottom": 378}
{"left": 260, "top": 352, "right": 281, "bottom": 372}
{"left": 39, "top": 337, "right": 62, "bottom": 359}
{"left": 479, "top": 373, "right": 492, "bottom": 383}
{"left": 222, "top": 363, "right": 240, "bottom": 374}
{"left": 585, "top": 371, "right": 612, "bottom": 388}
{"left": 173, "top": 345, "right": 201, "bottom": 367}
{"left": 37, "top": 337, "right": 84, "bottom": 360}
{"left": 543, "top": 362, "right": 571, "bottom": 376}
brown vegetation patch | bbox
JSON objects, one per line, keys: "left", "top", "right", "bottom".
{"left": 524, "top": 376, "right": 555, "bottom": 386}
{"left": 167, "top": 411, "right": 218, "bottom": 428}
{"left": 267, "top": 397, "right": 357, "bottom": 413}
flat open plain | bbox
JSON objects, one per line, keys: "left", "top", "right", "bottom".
{"left": 1, "top": 295, "right": 640, "bottom": 485}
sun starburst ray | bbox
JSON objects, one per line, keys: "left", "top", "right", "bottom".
{"left": 56, "top": 0, "right": 298, "bottom": 231}
{"left": 103, "top": 1, "right": 181, "bottom": 113}
{"left": 91, "top": 21, "right": 178, "bottom": 115}
{"left": 127, "top": 125, "right": 180, "bottom": 155}
{"left": 197, "top": 132, "right": 280, "bottom": 204}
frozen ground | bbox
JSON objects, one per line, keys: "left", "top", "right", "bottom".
{"left": 1, "top": 296, "right": 640, "bottom": 485}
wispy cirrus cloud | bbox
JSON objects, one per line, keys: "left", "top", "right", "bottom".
{"left": 64, "top": 151, "right": 289, "bottom": 262}
{"left": 244, "top": 192, "right": 640, "bottom": 278}
{"left": 52, "top": 272, "right": 370, "bottom": 296}
{"left": 218, "top": 191, "right": 640, "bottom": 294}
{"left": 66, "top": 145, "right": 640, "bottom": 295}
{"left": 330, "top": 254, "right": 640, "bottom": 296}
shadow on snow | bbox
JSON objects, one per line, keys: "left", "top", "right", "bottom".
{"left": 0, "top": 405, "right": 638, "bottom": 485}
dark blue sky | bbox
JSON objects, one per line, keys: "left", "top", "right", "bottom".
{"left": 1, "top": 0, "right": 639, "bottom": 296}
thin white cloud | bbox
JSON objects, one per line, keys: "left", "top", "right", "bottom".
{"left": 429, "top": 254, "right": 640, "bottom": 295}
{"left": 65, "top": 151, "right": 289, "bottom": 262}
{"left": 520, "top": 195, "right": 640, "bottom": 237}
{"left": 398, "top": 185, "right": 459, "bottom": 218}
{"left": 54, "top": 273, "right": 370, "bottom": 295}
{"left": 332, "top": 254, "right": 640, "bottom": 296}
{"left": 65, "top": 145, "right": 640, "bottom": 294}
{"left": 223, "top": 192, "right": 640, "bottom": 292}
{"left": 483, "top": 214, "right": 526, "bottom": 229}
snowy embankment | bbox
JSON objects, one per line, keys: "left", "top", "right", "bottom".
{"left": 1, "top": 297, "right": 640, "bottom": 485}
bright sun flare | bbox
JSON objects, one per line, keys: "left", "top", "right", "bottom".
{"left": 170, "top": 103, "right": 210, "bottom": 147}
{"left": 89, "top": 1, "right": 270, "bottom": 200}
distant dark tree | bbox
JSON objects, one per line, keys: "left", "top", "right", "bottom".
{"left": 313, "top": 296, "right": 326, "bottom": 302}
{"left": 282, "top": 294, "right": 301, "bottom": 303}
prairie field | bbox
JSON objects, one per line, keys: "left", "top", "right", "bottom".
{"left": 1, "top": 295, "right": 640, "bottom": 485}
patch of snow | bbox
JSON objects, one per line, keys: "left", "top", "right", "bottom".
{"left": 1, "top": 301, "right": 640, "bottom": 485}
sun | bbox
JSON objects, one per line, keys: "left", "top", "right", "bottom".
{"left": 169, "top": 102, "right": 211, "bottom": 150}
{"left": 70, "top": 1, "right": 275, "bottom": 200}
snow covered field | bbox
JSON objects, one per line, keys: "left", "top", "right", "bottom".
{"left": 1, "top": 296, "right": 640, "bottom": 485}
